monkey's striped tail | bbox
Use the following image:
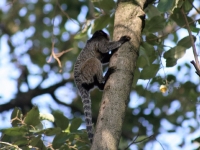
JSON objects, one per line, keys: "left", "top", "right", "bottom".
{"left": 78, "top": 85, "right": 94, "bottom": 143}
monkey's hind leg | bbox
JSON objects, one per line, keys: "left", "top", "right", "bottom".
{"left": 97, "top": 66, "right": 116, "bottom": 90}
{"left": 80, "top": 58, "right": 103, "bottom": 90}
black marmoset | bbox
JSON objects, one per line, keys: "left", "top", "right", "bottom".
{"left": 74, "top": 30, "right": 131, "bottom": 143}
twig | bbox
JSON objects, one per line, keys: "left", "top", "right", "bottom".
{"left": 0, "top": 141, "right": 22, "bottom": 150}
{"left": 47, "top": 3, "right": 73, "bottom": 72}
{"left": 124, "top": 134, "right": 155, "bottom": 150}
{"left": 56, "top": 0, "right": 80, "bottom": 26}
{"left": 6, "top": 0, "right": 16, "bottom": 5}
{"left": 190, "top": 60, "right": 200, "bottom": 76}
{"left": 188, "top": 0, "right": 200, "bottom": 14}
{"left": 181, "top": 7, "right": 200, "bottom": 77}
{"left": 56, "top": 0, "right": 70, "bottom": 19}
{"left": 155, "top": 137, "right": 166, "bottom": 150}
{"left": 146, "top": 18, "right": 200, "bottom": 42}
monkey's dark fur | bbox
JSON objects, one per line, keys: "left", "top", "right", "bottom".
{"left": 74, "top": 30, "right": 131, "bottom": 143}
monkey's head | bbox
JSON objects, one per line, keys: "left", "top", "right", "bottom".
{"left": 92, "top": 30, "right": 109, "bottom": 40}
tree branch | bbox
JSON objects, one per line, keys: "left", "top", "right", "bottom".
{"left": 181, "top": 7, "right": 200, "bottom": 77}
{"left": 124, "top": 134, "right": 155, "bottom": 150}
{"left": 190, "top": 60, "right": 200, "bottom": 76}
{"left": 50, "top": 92, "right": 83, "bottom": 113}
{"left": 0, "top": 78, "right": 74, "bottom": 113}
{"left": 188, "top": 0, "right": 200, "bottom": 14}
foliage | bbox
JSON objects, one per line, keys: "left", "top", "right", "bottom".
{"left": 0, "top": 0, "right": 200, "bottom": 149}
{"left": 0, "top": 107, "right": 89, "bottom": 149}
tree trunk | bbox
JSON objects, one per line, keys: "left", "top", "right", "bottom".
{"left": 91, "top": 0, "right": 146, "bottom": 149}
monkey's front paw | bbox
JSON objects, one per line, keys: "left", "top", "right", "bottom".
{"left": 120, "top": 36, "right": 131, "bottom": 42}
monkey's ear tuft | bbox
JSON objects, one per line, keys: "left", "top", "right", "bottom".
{"left": 92, "top": 30, "right": 109, "bottom": 40}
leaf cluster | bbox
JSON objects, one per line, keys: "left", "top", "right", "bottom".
{"left": 1, "top": 107, "right": 89, "bottom": 150}
{"left": 0, "top": 0, "right": 200, "bottom": 149}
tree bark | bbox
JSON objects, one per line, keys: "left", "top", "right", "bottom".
{"left": 91, "top": 0, "right": 146, "bottom": 149}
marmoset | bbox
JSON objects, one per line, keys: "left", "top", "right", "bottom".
{"left": 74, "top": 30, "right": 131, "bottom": 143}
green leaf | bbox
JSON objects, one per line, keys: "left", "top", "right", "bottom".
{"left": 23, "top": 106, "right": 40, "bottom": 126}
{"left": 92, "top": 0, "right": 116, "bottom": 13}
{"left": 30, "top": 135, "right": 47, "bottom": 150}
{"left": 53, "top": 111, "right": 69, "bottom": 130}
{"left": 170, "top": 8, "right": 195, "bottom": 28}
{"left": 2, "top": 127, "right": 27, "bottom": 136}
{"left": 145, "top": 5, "right": 161, "bottom": 18}
{"left": 135, "top": 135, "right": 149, "bottom": 142}
{"left": 74, "top": 31, "right": 88, "bottom": 40}
{"left": 59, "top": 145, "right": 71, "bottom": 150}
{"left": 192, "top": 136, "right": 200, "bottom": 143}
{"left": 43, "top": 127, "right": 62, "bottom": 136}
{"left": 163, "top": 46, "right": 185, "bottom": 59}
{"left": 13, "top": 137, "right": 29, "bottom": 146}
{"left": 30, "top": 135, "right": 41, "bottom": 145}
{"left": 52, "top": 132, "right": 69, "bottom": 149}
{"left": 107, "top": 17, "right": 114, "bottom": 37}
{"left": 157, "top": 0, "right": 175, "bottom": 12}
{"left": 140, "top": 64, "right": 160, "bottom": 79}
{"left": 165, "top": 57, "right": 177, "bottom": 67}
{"left": 132, "top": 68, "right": 140, "bottom": 88}
{"left": 163, "top": 36, "right": 194, "bottom": 67}
{"left": 11, "top": 107, "right": 23, "bottom": 127}
{"left": 92, "top": 14, "right": 111, "bottom": 33}
{"left": 145, "top": 16, "right": 165, "bottom": 33}
{"left": 173, "top": 0, "right": 184, "bottom": 9}
{"left": 70, "top": 118, "right": 82, "bottom": 132}
{"left": 183, "top": 0, "right": 193, "bottom": 12}
{"left": 137, "top": 42, "right": 157, "bottom": 69}
{"left": 146, "top": 34, "right": 159, "bottom": 45}
{"left": 177, "top": 35, "right": 195, "bottom": 49}
{"left": 189, "top": 89, "right": 198, "bottom": 100}
{"left": 34, "top": 122, "right": 43, "bottom": 130}
{"left": 190, "top": 26, "right": 200, "bottom": 33}
{"left": 140, "top": 42, "right": 157, "bottom": 64}
{"left": 68, "top": 133, "right": 75, "bottom": 142}
{"left": 137, "top": 55, "right": 148, "bottom": 68}
{"left": 31, "top": 127, "right": 62, "bottom": 136}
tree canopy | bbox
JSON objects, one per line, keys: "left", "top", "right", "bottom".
{"left": 0, "top": 0, "right": 200, "bottom": 149}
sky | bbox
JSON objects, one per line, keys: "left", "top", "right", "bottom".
{"left": 0, "top": 0, "right": 200, "bottom": 149}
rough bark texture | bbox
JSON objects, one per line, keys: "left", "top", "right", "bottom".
{"left": 91, "top": 0, "right": 146, "bottom": 150}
